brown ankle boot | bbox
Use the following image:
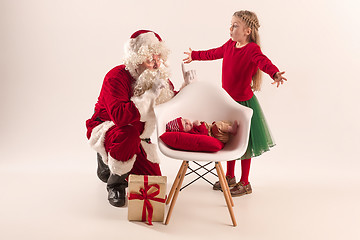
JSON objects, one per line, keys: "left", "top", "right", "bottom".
{"left": 212, "top": 176, "right": 236, "bottom": 190}
{"left": 230, "top": 182, "right": 252, "bottom": 197}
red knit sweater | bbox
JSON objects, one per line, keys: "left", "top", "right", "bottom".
{"left": 191, "top": 39, "right": 279, "bottom": 101}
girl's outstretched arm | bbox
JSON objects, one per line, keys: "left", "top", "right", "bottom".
{"left": 272, "top": 71, "right": 287, "bottom": 88}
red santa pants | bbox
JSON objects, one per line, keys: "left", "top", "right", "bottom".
{"left": 104, "top": 124, "right": 161, "bottom": 176}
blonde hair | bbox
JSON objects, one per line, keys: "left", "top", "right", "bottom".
{"left": 233, "top": 10, "right": 262, "bottom": 91}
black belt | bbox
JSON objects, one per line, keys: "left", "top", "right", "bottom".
{"left": 141, "top": 138, "right": 151, "bottom": 144}
{"left": 95, "top": 117, "right": 151, "bottom": 143}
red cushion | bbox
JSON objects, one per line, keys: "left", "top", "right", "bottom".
{"left": 159, "top": 132, "right": 224, "bottom": 152}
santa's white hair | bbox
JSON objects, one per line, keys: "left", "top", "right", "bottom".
{"left": 123, "top": 31, "right": 170, "bottom": 79}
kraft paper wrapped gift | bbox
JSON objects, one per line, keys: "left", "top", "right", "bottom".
{"left": 127, "top": 174, "right": 167, "bottom": 225}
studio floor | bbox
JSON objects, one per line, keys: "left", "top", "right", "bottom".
{"left": 1, "top": 151, "right": 359, "bottom": 240}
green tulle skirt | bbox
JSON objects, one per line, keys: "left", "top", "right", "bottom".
{"left": 237, "top": 94, "right": 275, "bottom": 160}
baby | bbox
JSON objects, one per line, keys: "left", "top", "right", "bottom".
{"left": 166, "top": 117, "right": 238, "bottom": 143}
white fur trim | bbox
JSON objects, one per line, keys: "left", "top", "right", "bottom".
{"left": 108, "top": 154, "right": 136, "bottom": 176}
{"left": 141, "top": 141, "right": 161, "bottom": 164}
{"left": 131, "top": 90, "right": 157, "bottom": 122}
{"left": 140, "top": 115, "right": 156, "bottom": 139}
{"left": 88, "top": 121, "right": 115, "bottom": 164}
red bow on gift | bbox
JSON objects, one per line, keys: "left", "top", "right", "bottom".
{"left": 128, "top": 175, "right": 166, "bottom": 225}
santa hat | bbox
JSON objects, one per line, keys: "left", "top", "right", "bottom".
{"left": 166, "top": 117, "right": 184, "bottom": 132}
{"left": 130, "top": 30, "right": 162, "bottom": 41}
{"left": 123, "top": 30, "right": 169, "bottom": 78}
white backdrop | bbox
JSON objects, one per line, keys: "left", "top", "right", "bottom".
{"left": 1, "top": 0, "right": 359, "bottom": 170}
{"left": 1, "top": 0, "right": 360, "bottom": 238}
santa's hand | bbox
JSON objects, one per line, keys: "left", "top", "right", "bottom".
{"left": 181, "top": 62, "right": 197, "bottom": 85}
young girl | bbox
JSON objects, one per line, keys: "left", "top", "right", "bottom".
{"left": 183, "top": 10, "right": 287, "bottom": 197}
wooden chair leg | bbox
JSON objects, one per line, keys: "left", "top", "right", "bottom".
{"left": 215, "top": 162, "right": 237, "bottom": 227}
{"left": 218, "top": 162, "right": 234, "bottom": 207}
{"left": 165, "top": 161, "right": 188, "bottom": 225}
{"left": 216, "top": 163, "right": 232, "bottom": 208}
{"left": 166, "top": 161, "right": 187, "bottom": 205}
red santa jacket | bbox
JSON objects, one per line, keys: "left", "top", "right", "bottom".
{"left": 86, "top": 65, "right": 176, "bottom": 139}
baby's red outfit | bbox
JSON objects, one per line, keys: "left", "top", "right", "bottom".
{"left": 188, "top": 122, "right": 208, "bottom": 135}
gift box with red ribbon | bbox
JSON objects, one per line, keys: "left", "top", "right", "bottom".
{"left": 127, "top": 174, "right": 167, "bottom": 225}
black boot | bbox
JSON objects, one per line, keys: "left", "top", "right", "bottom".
{"left": 107, "top": 173, "right": 129, "bottom": 207}
{"left": 97, "top": 153, "right": 110, "bottom": 183}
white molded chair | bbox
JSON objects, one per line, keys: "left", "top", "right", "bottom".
{"left": 154, "top": 81, "right": 253, "bottom": 226}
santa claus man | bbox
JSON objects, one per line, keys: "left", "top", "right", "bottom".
{"left": 86, "top": 30, "right": 195, "bottom": 207}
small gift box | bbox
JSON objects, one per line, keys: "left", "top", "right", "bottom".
{"left": 127, "top": 174, "right": 167, "bottom": 225}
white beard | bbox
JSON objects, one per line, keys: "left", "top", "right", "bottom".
{"left": 133, "top": 66, "right": 174, "bottom": 105}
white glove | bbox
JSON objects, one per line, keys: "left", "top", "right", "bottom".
{"left": 181, "top": 62, "right": 197, "bottom": 85}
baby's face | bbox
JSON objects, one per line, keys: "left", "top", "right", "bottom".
{"left": 182, "top": 118, "right": 193, "bottom": 132}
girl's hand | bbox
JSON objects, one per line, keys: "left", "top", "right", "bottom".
{"left": 183, "top": 48, "right": 193, "bottom": 63}
{"left": 272, "top": 71, "right": 287, "bottom": 88}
